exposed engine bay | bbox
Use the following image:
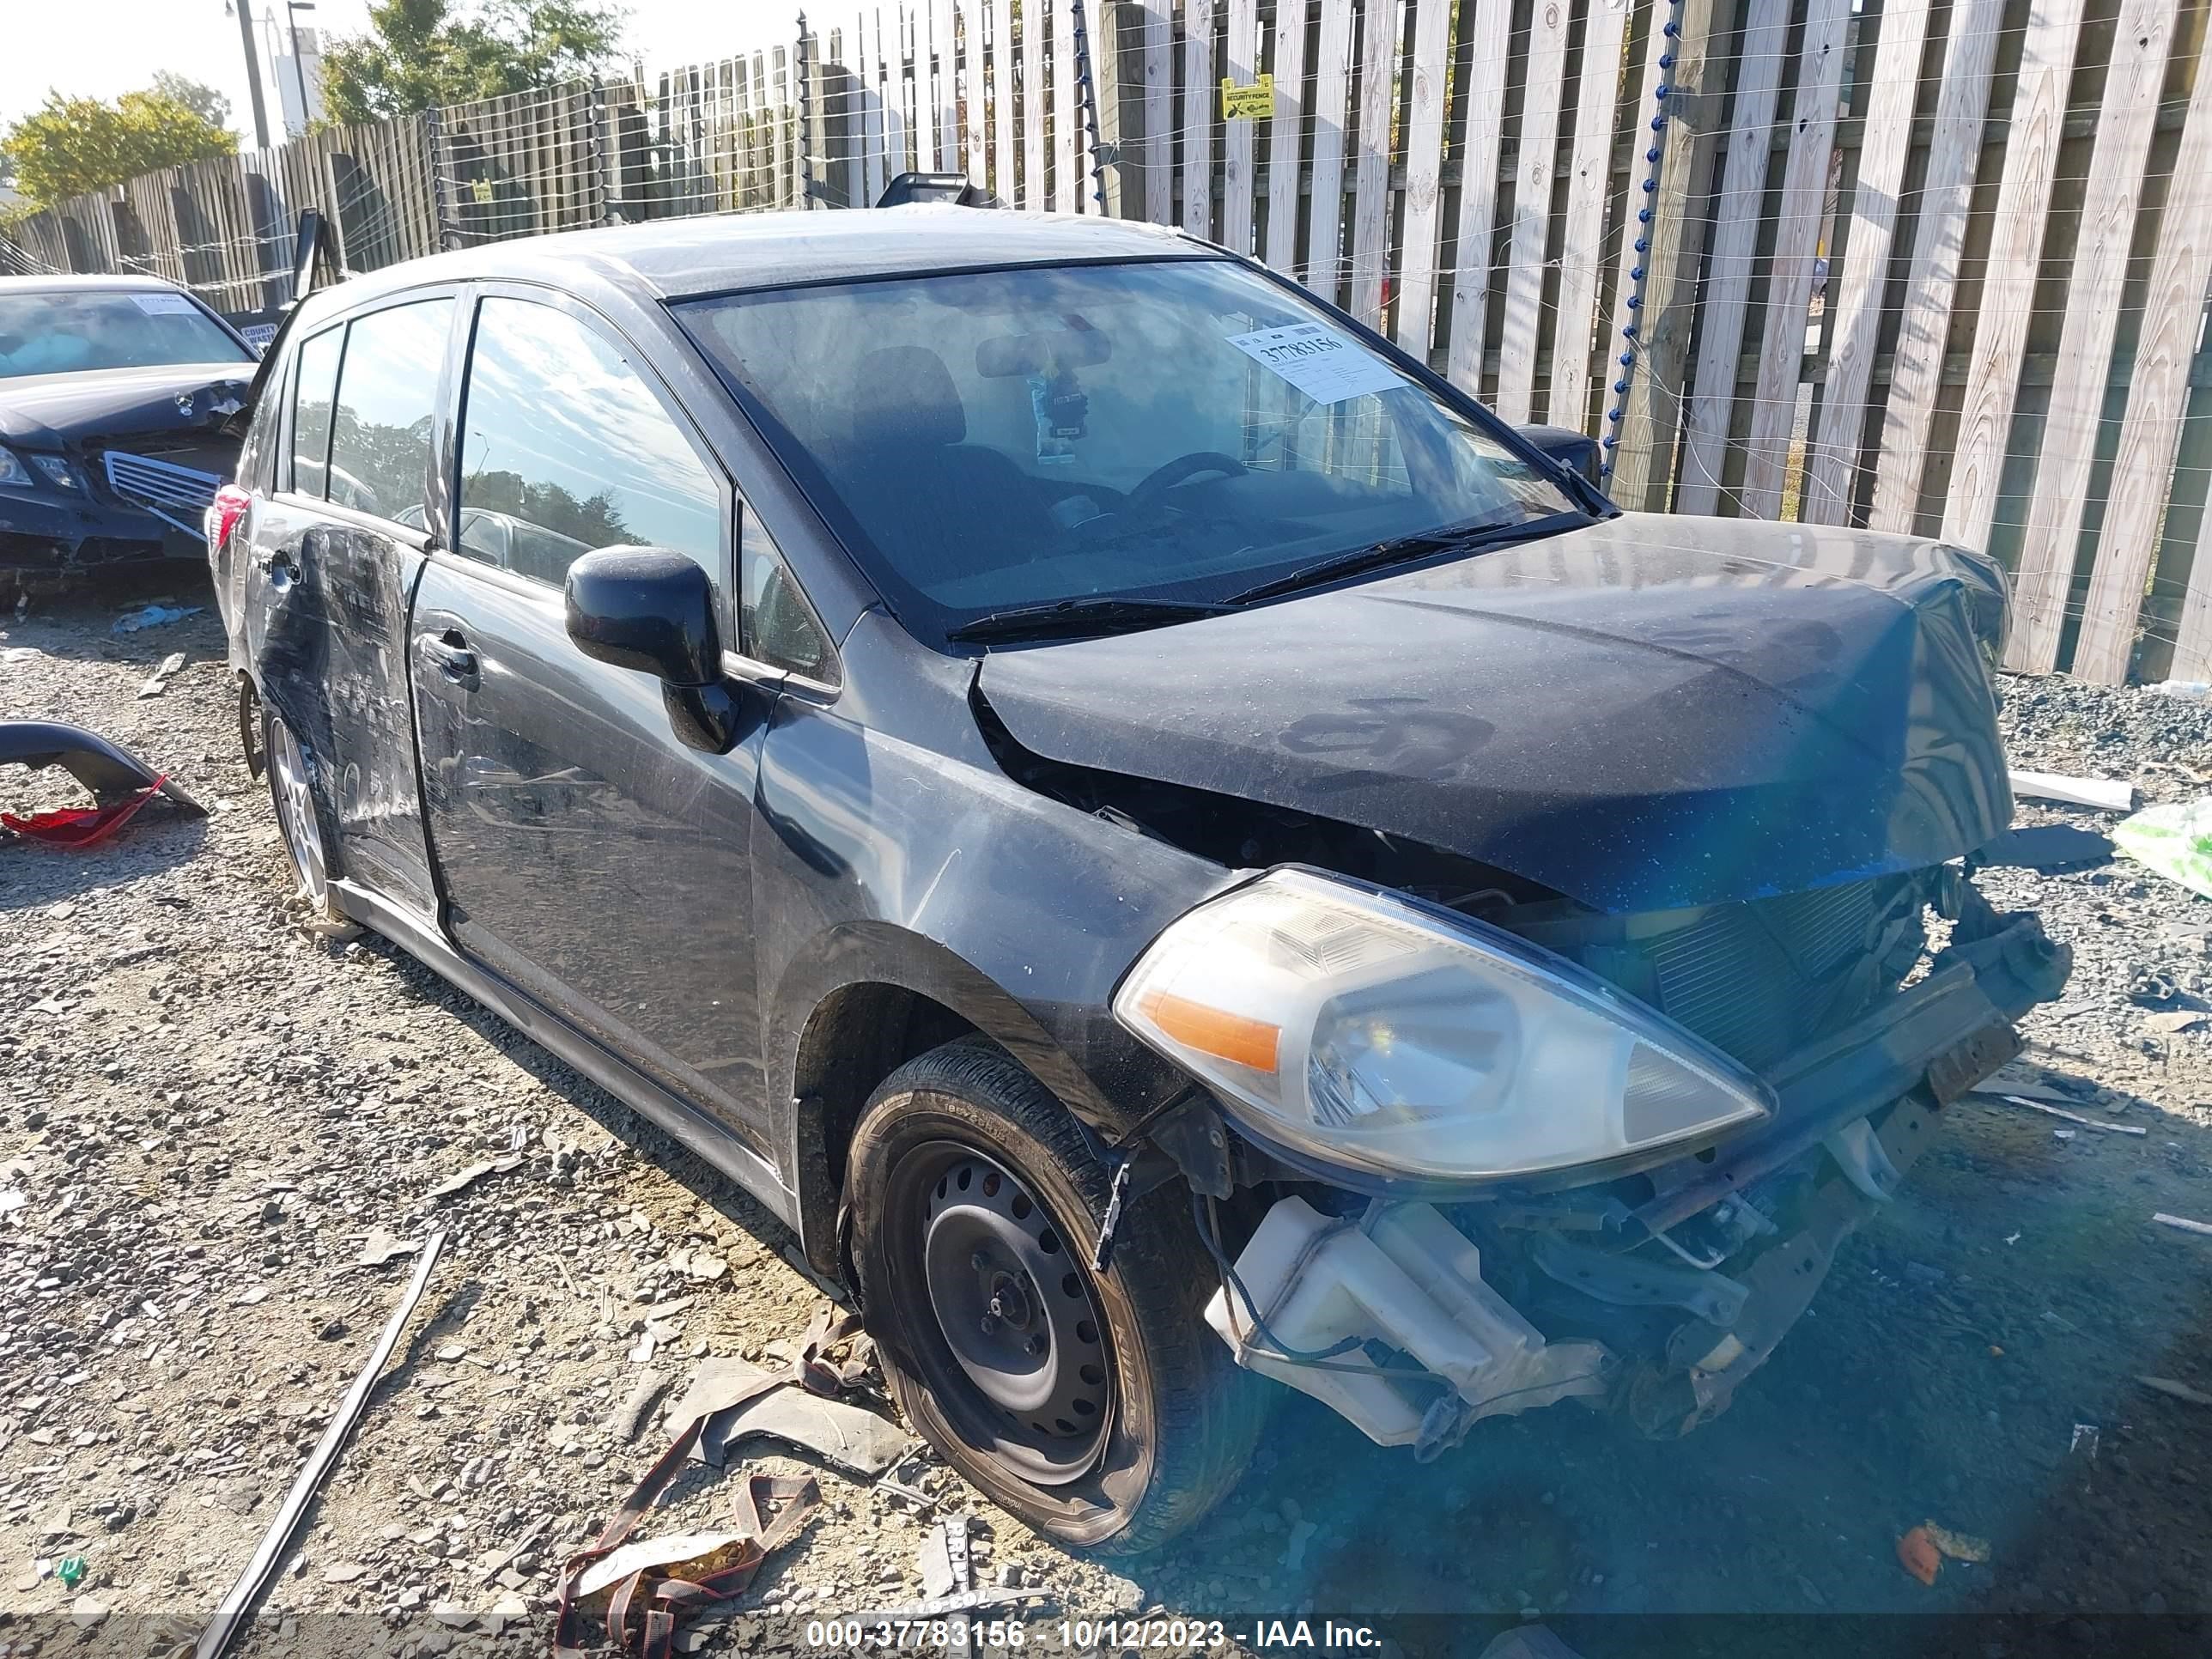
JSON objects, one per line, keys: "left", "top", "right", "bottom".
{"left": 981, "top": 688, "right": 2071, "bottom": 1458}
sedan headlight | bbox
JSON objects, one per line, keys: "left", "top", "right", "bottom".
{"left": 0, "top": 448, "right": 30, "bottom": 488}
{"left": 1113, "top": 870, "right": 1775, "bottom": 1183}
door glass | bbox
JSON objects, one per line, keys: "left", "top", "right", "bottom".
{"left": 325, "top": 298, "right": 453, "bottom": 523}
{"left": 458, "top": 297, "right": 724, "bottom": 587}
{"left": 289, "top": 325, "right": 342, "bottom": 497}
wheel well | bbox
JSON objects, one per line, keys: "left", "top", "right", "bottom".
{"left": 793, "top": 982, "right": 980, "bottom": 1272}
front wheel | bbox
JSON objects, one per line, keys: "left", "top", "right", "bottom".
{"left": 847, "top": 1039, "right": 1265, "bottom": 1553}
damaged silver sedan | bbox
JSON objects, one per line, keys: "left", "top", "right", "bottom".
{"left": 209, "top": 206, "right": 2068, "bottom": 1553}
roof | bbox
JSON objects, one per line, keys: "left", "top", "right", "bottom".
{"left": 0, "top": 273, "right": 191, "bottom": 294}
{"left": 301, "top": 206, "right": 1213, "bottom": 320}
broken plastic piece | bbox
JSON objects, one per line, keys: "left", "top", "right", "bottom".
{"left": 1895, "top": 1525, "right": 1942, "bottom": 1586}
{"left": 1972, "top": 824, "right": 2114, "bottom": 872}
{"left": 1923, "top": 1521, "right": 1990, "bottom": 1563}
{"left": 1202, "top": 1196, "right": 1608, "bottom": 1447}
{"left": 2008, "top": 769, "right": 2135, "bottom": 812}
{"left": 0, "top": 720, "right": 205, "bottom": 820}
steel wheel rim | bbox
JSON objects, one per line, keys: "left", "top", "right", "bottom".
{"left": 904, "top": 1141, "right": 1115, "bottom": 1486}
{"left": 270, "top": 717, "right": 328, "bottom": 908}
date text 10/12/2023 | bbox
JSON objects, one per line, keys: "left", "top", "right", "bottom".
{"left": 802, "top": 1619, "right": 1386, "bottom": 1650}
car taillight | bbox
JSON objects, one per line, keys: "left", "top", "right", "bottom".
{"left": 208, "top": 483, "right": 252, "bottom": 554}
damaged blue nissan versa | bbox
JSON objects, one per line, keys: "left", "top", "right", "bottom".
{"left": 208, "top": 206, "right": 2069, "bottom": 1552}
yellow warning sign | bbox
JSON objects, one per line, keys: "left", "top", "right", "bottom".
{"left": 1220, "top": 74, "right": 1275, "bottom": 121}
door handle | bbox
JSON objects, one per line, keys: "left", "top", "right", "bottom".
{"left": 416, "top": 629, "right": 479, "bottom": 690}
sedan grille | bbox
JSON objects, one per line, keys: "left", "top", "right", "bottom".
{"left": 103, "top": 450, "right": 224, "bottom": 537}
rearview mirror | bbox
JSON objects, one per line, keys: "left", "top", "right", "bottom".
{"left": 1514, "top": 422, "right": 1604, "bottom": 489}
{"left": 564, "top": 547, "right": 740, "bottom": 752}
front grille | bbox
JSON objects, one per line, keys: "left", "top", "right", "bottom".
{"left": 102, "top": 450, "right": 223, "bottom": 536}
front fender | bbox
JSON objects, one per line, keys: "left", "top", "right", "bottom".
{"left": 753, "top": 682, "right": 1239, "bottom": 1263}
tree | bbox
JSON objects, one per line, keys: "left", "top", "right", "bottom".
{"left": 321, "top": 0, "right": 627, "bottom": 125}
{"left": 150, "top": 73, "right": 233, "bottom": 133}
{"left": 0, "top": 89, "right": 236, "bottom": 210}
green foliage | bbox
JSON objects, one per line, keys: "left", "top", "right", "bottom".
{"left": 321, "top": 0, "right": 628, "bottom": 125}
{"left": 0, "top": 89, "right": 237, "bottom": 210}
{"left": 150, "top": 74, "right": 233, "bottom": 132}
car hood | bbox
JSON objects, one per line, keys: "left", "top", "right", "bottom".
{"left": 975, "top": 513, "right": 2013, "bottom": 914}
{"left": 0, "top": 362, "right": 255, "bottom": 447}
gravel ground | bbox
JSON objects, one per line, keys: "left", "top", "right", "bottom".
{"left": 2, "top": 593, "right": 2210, "bottom": 1659}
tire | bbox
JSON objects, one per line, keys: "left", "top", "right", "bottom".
{"left": 262, "top": 704, "right": 347, "bottom": 927}
{"left": 848, "top": 1038, "right": 1266, "bottom": 1554}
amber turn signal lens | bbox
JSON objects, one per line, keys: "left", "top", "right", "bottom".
{"left": 1136, "top": 991, "right": 1281, "bottom": 1074}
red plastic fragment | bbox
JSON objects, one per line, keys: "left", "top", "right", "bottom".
{"left": 2, "top": 775, "right": 167, "bottom": 848}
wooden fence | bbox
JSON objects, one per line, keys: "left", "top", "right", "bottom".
{"left": 5, "top": 0, "right": 2210, "bottom": 683}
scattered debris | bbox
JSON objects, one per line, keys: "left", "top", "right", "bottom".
{"left": 2146, "top": 1009, "right": 2209, "bottom": 1035}
{"left": 2070, "top": 1423, "right": 2100, "bottom": 1460}
{"left": 1981, "top": 1093, "right": 2148, "bottom": 1136}
{"left": 874, "top": 1474, "right": 938, "bottom": 1511}
{"left": 609, "top": 1370, "right": 672, "bottom": 1443}
{"left": 137, "top": 651, "right": 188, "bottom": 698}
{"left": 2138, "top": 1376, "right": 2212, "bottom": 1407}
{"left": 2113, "top": 799, "right": 2212, "bottom": 898}
{"left": 1895, "top": 1525, "right": 1942, "bottom": 1586}
{"left": 2149, "top": 680, "right": 2212, "bottom": 701}
{"left": 2008, "top": 769, "right": 2136, "bottom": 812}
{"left": 695, "top": 1371, "right": 917, "bottom": 1478}
{"left": 355, "top": 1227, "right": 420, "bottom": 1267}
{"left": 1974, "top": 823, "right": 2115, "bottom": 871}
{"left": 2153, "top": 1212, "right": 2212, "bottom": 1237}
{"left": 56, "top": 1553, "right": 87, "bottom": 1588}
{"left": 112, "top": 602, "right": 201, "bottom": 635}
{"left": 916, "top": 1514, "right": 973, "bottom": 1601}
{"left": 424, "top": 1152, "right": 524, "bottom": 1201}
{"left": 190, "top": 1231, "right": 448, "bottom": 1659}
{"left": 1923, "top": 1522, "right": 1990, "bottom": 1564}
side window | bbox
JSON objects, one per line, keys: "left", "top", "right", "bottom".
{"left": 325, "top": 298, "right": 453, "bottom": 524}
{"left": 739, "top": 509, "right": 835, "bottom": 681}
{"left": 458, "top": 296, "right": 723, "bottom": 587}
{"left": 289, "top": 326, "right": 341, "bottom": 497}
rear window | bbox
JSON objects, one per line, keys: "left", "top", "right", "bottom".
{"left": 0, "top": 289, "right": 252, "bottom": 379}
{"left": 324, "top": 299, "right": 453, "bottom": 524}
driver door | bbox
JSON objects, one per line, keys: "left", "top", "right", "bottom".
{"left": 409, "top": 289, "right": 774, "bottom": 1144}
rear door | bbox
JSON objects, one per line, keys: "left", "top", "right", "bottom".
{"left": 243, "top": 293, "right": 459, "bottom": 921}
{"left": 409, "top": 287, "right": 775, "bottom": 1145}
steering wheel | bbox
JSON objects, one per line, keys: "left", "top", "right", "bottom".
{"left": 1128, "top": 450, "right": 1249, "bottom": 511}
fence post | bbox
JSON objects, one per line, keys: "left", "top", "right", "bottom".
{"left": 797, "top": 14, "right": 820, "bottom": 207}
{"left": 1607, "top": 0, "right": 1735, "bottom": 511}
{"left": 1073, "top": 0, "right": 1110, "bottom": 213}
{"left": 424, "top": 104, "right": 459, "bottom": 250}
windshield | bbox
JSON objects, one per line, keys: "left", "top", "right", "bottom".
{"left": 0, "top": 290, "right": 252, "bottom": 380}
{"left": 678, "top": 259, "right": 1580, "bottom": 643}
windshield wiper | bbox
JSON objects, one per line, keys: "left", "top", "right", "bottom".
{"left": 1228, "top": 510, "right": 1582, "bottom": 605}
{"left": 945, "top": 595, "right": 1236, "bottom": 644}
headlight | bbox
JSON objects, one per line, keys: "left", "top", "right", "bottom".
{"left": 27, "top": 453, "right": 79, "bottom": 490}
{"left": 0, "top": 448, "right": 30, "bottom": 488}
{"left": 1112, "top": 870, "right": 1776, "bottom": 1183}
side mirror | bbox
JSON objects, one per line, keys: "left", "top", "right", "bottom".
{"left": 1514, "top": 423, "right": 1605, "bottom": 490}
{"left": 564, "top": 547, "right": 740, "bottom": 752}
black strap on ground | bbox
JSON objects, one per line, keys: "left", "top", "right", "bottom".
{"left": 551, "top": 1304, "right": 860, "bottom": 1657}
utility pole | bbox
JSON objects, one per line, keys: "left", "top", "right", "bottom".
{"left": 232, "top": 0, "right": 271, "bottom": 149}
{"left": 287, "top": 1, "right": 316, "bottom": 136}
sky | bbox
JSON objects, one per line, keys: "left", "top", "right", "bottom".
{"left": 2, "top": 1, "right": 790, "bottom": 141}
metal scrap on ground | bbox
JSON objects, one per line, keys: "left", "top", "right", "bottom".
{"left": 137, "top": 652, "right": 187, "bottom": 699}
{"left": 1983, "top": 1093, "right": 2148, "bottom": 1136}
{"left": 191, "top": 1231, "right": 448, "bottom": 1659}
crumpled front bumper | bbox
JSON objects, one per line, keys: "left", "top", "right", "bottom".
{"left": 1202, "top": 891, "right": 2072, "bottom": 1455}
{"left": 0, "top": 482, "right": 200, "bottom": 574}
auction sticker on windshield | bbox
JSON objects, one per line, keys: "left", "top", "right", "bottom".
{"left": 1226, "top": 321, "right": 1407, "bottom": 405}
{"left": 131, "top": 292, "right": 199, "bottom": 315}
